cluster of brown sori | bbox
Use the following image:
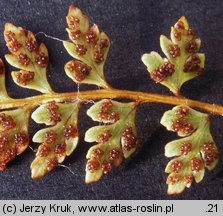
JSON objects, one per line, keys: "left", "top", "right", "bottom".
{"left": 167, "top": 173, "right": 193, "bottom": 187}
{"left": 67, "top": 60, "right": 92, "bottom": 81}
{"left": 39, "top": 130, "right": 66, "bottom": 172}
{"left": 168, "top": 149, "right": 204, "bottom": 186}
{"left": 180, "top": 142, "right": 192, "bottom": 155}
{"left": 14, "top": 131, "right": 29, "bottom": 150}
{"left": 175, "top": 107, "right": 188, "bottom": 117}
{"left": 184, "top": 55, "right": 204, "bottom": 74}
{"left": 99, "top": 101, "right": 120, "bottom": 122}
{"left": 109, "top": 148, "right": 122, "bottom": 166}
{"left": 97, "top": 130, "right": 112, "bottom": 143}
{"left": 35, "top": 52, "right": 48, "bottom": 68}
{"left": 68, "top": 15, "right": 109, "bottom": 64}
{"left": 171, "top": 160, "right": 183, "bottom": 173}
{"left": 47, "top": 101, "right": 61, "bottom": 124}
{"left": 75, "top": 44, "right": 87, "bottom": 56}
{"left": 17, "top": 53, "right": 30, "bottom": 66}
{"left": 87, "top": 132, "right": 123, "bottom": 174}
{"left": 190, "top": 157, "right": 202, "bottom": 172}
{"left": 87, "top": 147, "right": 109, "bottom": 174}
{"left": 151, "top": 61, "right": 175, "bottom": 83}
{"left": 183, "top": 175, "right": 193, "bottom": 188}
{"left": 63, "top": 124, "right": 77, "bottom": 140}
{"left": 171, "top": 107, "right": 194, "bottom": 135}
{"left": 168, "top": 159, "right": 194, "bottom": 187}
{"left": 39, "top": 130, "right": 67, "bottom": 158}
{"left": 87, "top": 148, "right": 103, "bottom": 173}
{"left": 202, "top": 143, "right": 219, "bottom": 166}
{"left": 4, "top": 30, "right": 48, "bottom": 68}
{"left": 167, "top": 175, "right": 179, "bottom": 185}
{"left": 168, "top": 44, "right": 181, "bottom": 58}
{"left": 16, "top": 71, "right": 35, "bottom": 85}
{"left": 87, "top": 146, "right": 123, "bottom": 175}
{"left": 172, "top": 20, "right": 195, "bottom": 41}
{"left": 54, "top": 142, "right": 66, "bottom": 157}
{"left": 25, "top": 33, "right": 37, "bottom": 52}
{"left": 0, "top": 113, "right": 16, "bottom": 130}
{"left": 185, "top": 39, "right": 198, "bottom": 54}
{"left": 4, "top": 31, "right": 22, "bottom": 52}
{"left": 121, "top": 127, "right": 138, "bottom": 151}
{"left": 39, "top": 131, "right": 57, "bottom": 158}
{"left": 93, "top": 38, "right": 109, "bottom": 63}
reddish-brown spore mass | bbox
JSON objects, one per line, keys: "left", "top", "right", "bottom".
{"left": 14, "top": 131, "right": 29, "bottom": 148}
{"left": 102, "top": 161, "right": 111, "bottom": 174}
{"left": 185, "top": 40, "right": 198, "bottom": 54}
{"left": 97, "top": 130, "right": 112, "bottom": 143}
{"left": 167, "top": 175, "right": 179, "bottom": 185}
{"left": 5, "top": 31, "right": 22, "bottom": 53}
{"left": 184, "top": 175, "right": 193, "bottom": 187}
{"left": 35, "top": 52, "right": 48, "bottom": 68}
{"left": 39, "top": 131, "right": 57, "bottom": 157}
{"left": 55, "top": 143, "right": 66, "bottom": 157}
{"left": 175, "top": 107, "right": 188, "bottom": 118}
{"left": 171, "top": 160, "right": 183, "bottom": 173}
{"left": 92, "top": 148, "right": 104, "bottom": 159}
{"left": 46, "top": 159, "right": 56, "bottom": 172}
{"left": 67, "top": 61, "right": 91, "bottom": 81}
{"left": 18, "top": 53, "right": 30, "bottom": 66}
{"left": 151, "top": 61, "right": 174, "bottom": 83}
{"left": 180, "top": 142, "right": 192, "bottom": 155}
{"left": 64, "top": 124, "right": 77, "bottom": 140}
{"left": 172, "top": 119, "right": 194, "bottom": 135}
{"left": 202, "top": 143, "right": 219, "bottom": 166}
{"left": 191, "top": 158, "right": 202, "bottom": 172}
{"left": 99, "top": 101, "right": 120, "bottom": 122}
{"left": 0, "top": 113, "right": 16, "bottom": 130}
{"left": 168, "top": 44, "right": 181, "bottom": 58}
{"left": 87, "top": 159, "right": 100, "bottom": 173}
{"left": 122, "top": 127, "right": 137, "bottom": 151}
{"left": 16, "top": 71, "right": 34, "bottom": 85}
{"left": 47, "top": 101, "right": 61, "bottom": 124}
{"left": 109, "top": 149, "right": 120, "bottom": 160}
{"left": 86, "top": 29, "right": 97, "bottom": 44}
{"left": 76, "top": 44, "right": 87, "bottom": 56}
{"left": 25, "top": 36, "right": 37, "bottom": 52}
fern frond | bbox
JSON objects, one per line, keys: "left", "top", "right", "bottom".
{"left": 4, "top": 23, "right": 53, "bottom": 94}
{"left": 85, "top": 99, "right": 138, "bottom": 183}
{"left": 161, "top": 105, "right": 219, "bottom": 194}
{"left": 31, "top": 100, "right": 80, "bottom": 179}
{"left": 63, "top": 5, "right": 110, "bottom": 88}
{"left": 142, "top": 17, "right": 204, "bottom": 95}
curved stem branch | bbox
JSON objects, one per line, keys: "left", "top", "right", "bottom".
{"left": 1, "top": 89, "right": 223, "bottom": 116}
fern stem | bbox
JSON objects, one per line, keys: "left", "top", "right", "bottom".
{"left": 1, "top": 89, "right": 223, "bottom": 116}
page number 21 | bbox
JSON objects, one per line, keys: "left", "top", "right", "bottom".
{"left": 206, "top": 204, "right": 217, "bottom": 213}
